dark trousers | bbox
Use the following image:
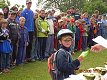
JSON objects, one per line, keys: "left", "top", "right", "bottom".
{"left": 1, "top": 53, "right": 10, "bottom": 70}
{"left": 75, "top": 40, "right": 78, "bottom": 51}
{"left": 82, "top": 36, "right": 87, "bottom": 51}
{"left": 16, "top": 45, "right": 26, "bottom": 64}
{"left": 11, "top": 39, "right": 18, "bottom": 64}
{"left": 37, "top": 37, "right": 47, "bottom": 60}
{"left": 26, "top": 31, "right": 34, "bottom": 59}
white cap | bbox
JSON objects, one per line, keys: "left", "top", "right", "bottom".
{"left": 57, "top": 29, "right": 73, "bottom": 39}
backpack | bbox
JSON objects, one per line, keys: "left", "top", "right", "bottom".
{"left": 48, "top": 49, "right": 65, "bottom": 80}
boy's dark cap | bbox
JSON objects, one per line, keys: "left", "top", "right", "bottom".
{"left": 9, "top": 10, "right": 17, "bottom": 14}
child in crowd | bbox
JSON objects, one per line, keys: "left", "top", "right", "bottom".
{"left": 16, "top": 17, "right": 29, "bottom": 65}
{"left": 81, "top": 20, "right": 88, "bottom": 51}
{"left": 0, "top": 19, "right": 12, "bottom": 73}
{"left": 67, "top": 18, "right": 76, "bottom": 54}
{"left": 75, "top": 20, "right": 81, "bottom": 51}
{"left": 54, "top": 29, "right": 84, "bottom": 80}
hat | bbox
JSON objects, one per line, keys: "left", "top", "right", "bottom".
{"left": 9, "top": 10, "right": 17, "bottom": 14}
{"left": 58, "top": 19, "right": 63, "bottom": 23}
{"left": 0, "top": 19, "right": 8, "bottom": 24}
{"left": 26, "top": 0, "right": 32, "bottom": 4}
{"left": 57, "top": 29, "right": 73, "bottom": 39}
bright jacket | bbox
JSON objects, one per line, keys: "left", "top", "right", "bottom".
{"left": 36, "top": 17, "right": 49, "bottom": 37}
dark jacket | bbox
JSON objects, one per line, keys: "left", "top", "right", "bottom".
{"left": 75, "top": 26, "right": 80, "bottom": 41}
{"left": 0, "top": 28, "right": 9, "bottom": 41}
{"left": 56, "top": 46, "right": 80, "bottom": 80}
{"left": 7, "top": 18, "right": 20, "bottom": 42}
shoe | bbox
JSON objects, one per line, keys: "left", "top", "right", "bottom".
{"left": 2, "top": 69, "right": 8, "bottom": 73}
{"left": 31, "top": 59, "right": 36, "bottom": 62}
{"left": 0, "top": 71, "right": 2, "bottom": 74}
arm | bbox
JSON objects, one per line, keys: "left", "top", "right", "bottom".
{"left": 91, "top": 44, "right": 106, "bottom": 52}
{"left": 56, "top": 51, "right": 80, "bottom": 73}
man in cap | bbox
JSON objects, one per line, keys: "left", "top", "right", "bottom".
{"left": 21, "top": 0, "right": 34, "bottom": 62}
{"left": 7, "top": 9, "right": 20, "bottom": 66}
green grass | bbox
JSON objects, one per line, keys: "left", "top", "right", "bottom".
{"left": 0, "top": 50, "right": 107, "bottom": 80}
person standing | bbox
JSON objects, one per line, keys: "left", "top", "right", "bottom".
{"left": 36, "top": 10, "right": 49, "bottom": 60}
{"left": 45, "top": 11, "right": 54, "bottom": 58}
{"left": 7, "top": 10, "right": 20, "bottom": 66}
{"left": 0, "top": 19, "right": 12, "bottom": 73}
{"left": 54, "top": 29, "right": 84, "bottom": 80}
{"left": 16, "top": 17, "right": 29, "bottom": 65}
{"left": 21, "top": 0, "right": 34, "bottom": 62}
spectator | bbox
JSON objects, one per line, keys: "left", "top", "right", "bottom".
{"left": 7, "top": 10, "right": 20, "bottom": 66}
{"left": 16, "top": 17, "right": 29, "bottom": 65}
{"left": 2, "top": 6, "right": 9, "bottom": 19}
{"left": 21, "top": 0, "right": 34, "bottom": 62}
{"left": 0, "top": 19, "right": 12, "bottom": 73}
{"left": 36, "top": 10, "right": 49, "bottom": 60}
{"left": 45, "top": 11, "right": 54, "bottom": 58}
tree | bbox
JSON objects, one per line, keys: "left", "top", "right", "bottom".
{"left": 0, "top": 0, "right": 10, "bottom": 8}
{"left": 83, "top": 0, "right": 107, "bottom": 14}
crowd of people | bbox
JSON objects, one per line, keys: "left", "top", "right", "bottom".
{"left": 0, "top": 0, "right": 107, "bottom": 74}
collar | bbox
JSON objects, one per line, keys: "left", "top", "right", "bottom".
{"left": 60, "top": 45, "right": 71, "bottom": 52}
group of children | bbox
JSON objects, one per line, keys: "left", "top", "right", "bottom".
{"left": 0, "top": 1, "right": 107, "bottom": 78}
{"left": 0, "top": 13, "right": 29, "bottom": 73}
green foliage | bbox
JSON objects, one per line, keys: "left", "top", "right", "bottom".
{"left": 82, "top": 0, "right": 107, "bottom": 14}
{"left": 0, "top": 0, "right": 10, "bottom": 8}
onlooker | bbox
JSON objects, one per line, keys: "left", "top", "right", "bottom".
{"left": 2, "top": 6, "right": 9, "bottom": 19}
{"left": 16, "top": 17, "right": 29, "bottom": 65}
{"left": 45, "top": 11, "right": 54, "bottom": 58}
{"left": 36, "top": 10, "right": 49, "bottom": 60}
{"left": 0, "top": 19, "right": 12, "bottom": 73}
{"left": 81, "top": 20, "right": 88, "bottom": 51}
{"left": 7, "top": 10, "right": 20, "bottom": 66}
{"left": 21, "top": 0, "right": 34, "bottom": 62}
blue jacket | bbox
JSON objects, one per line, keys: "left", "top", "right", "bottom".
{"left": 18, "top": 27, "right": 29, "bottom": 46}
{"left": 56, "top": 46, "right": 80, "bottom": 80}
{"left": 21, "top": 8, "right": 34, "bottom": 32}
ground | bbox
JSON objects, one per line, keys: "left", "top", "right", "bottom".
{"left": 0, "top": 50, "right": 107, "bottom": 80}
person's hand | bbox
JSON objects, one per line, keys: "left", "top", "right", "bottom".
{"left": 91, "top": 44, "right": 106, "bottom": 52}
{"left": 78, "top": 56, "right": 84, "bottom": 62}
{"left": 26, "top": 42, "right": 29, "bottom": 46}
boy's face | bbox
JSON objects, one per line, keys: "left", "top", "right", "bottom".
{"left": 20, "top": 19, "right": 25, "bottom": 26}
{"left": 59, "top": 35, "right": 72, "bottom": 48}
{"left": 1, "top": 22, "right": 8, "bottom": 28}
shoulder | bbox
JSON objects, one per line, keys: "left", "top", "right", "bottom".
{"left": 57, "top": 49, "right": 67, "bottom": 56}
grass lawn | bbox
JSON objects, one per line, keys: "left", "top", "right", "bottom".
{"left": 0, "top": 50, "right": 107, "bottom": 80}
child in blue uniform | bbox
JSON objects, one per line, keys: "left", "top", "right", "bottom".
{"left": 16, "top": 17, "right": 29, "bottom": 65}
{"left": 55, "top": 29, "right": 84, "bottom": 80}
{"left": 0, "top": 19, "right": 12, "bottom": 73}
